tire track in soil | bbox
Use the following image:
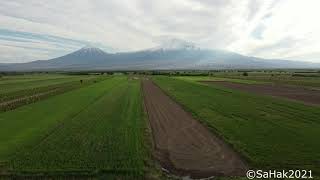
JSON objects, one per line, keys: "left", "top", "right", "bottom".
{"left": 142, "top": 79, "right": 248, "bottom": 178}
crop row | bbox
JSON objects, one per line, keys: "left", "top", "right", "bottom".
{"left": 153, "top": 76, "right": 320, "bottom": 173}
{"left": 0, "top": 77, "right": 105, "bottom": 112}
{"left": 0, "top": 75, "right": 92, "bottom": 94}
{"left": 1, "top": 77, "right": 147, "bottom": 178}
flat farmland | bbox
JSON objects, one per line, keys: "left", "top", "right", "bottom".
{"left": 142, "top": 79, "right": 247, "bottom": 178}
{"left": 153, "top": 76, "right": 320, "bottom": 173}
{"left": 1, "top": 73, "right": 319, "bottom": 179}
{"left": 0, "top": 76, "right": 148, "bottom": 179}
{"left": 0, "top": 74, "right": 104, "bottom": 111}
{"left": 174, "top": 76, "right": 267, "bottom": 85}
{"left": 206, "top": 71, "right": 320, "bottom": 88}
{"left": 0, "top": 74, "right": 90, "bottom": 94}
{"left": 202, "top": 80, "right": 320, "bottom": 106}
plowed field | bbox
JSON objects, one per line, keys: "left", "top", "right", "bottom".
{"left": 142, "top": 79, "right": 247, "bottom": 178}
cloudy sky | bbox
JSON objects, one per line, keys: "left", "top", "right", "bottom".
{"left": 0, "top": 0, "right": 319, "bottom": 63}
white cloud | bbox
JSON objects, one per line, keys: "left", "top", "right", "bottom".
{"left": 227, "top": 0, "right": 320, "bottom": 62}
{"left": 0, "top": 0, "right": 319, "bottom": 63}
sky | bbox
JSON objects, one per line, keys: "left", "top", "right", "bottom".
{"left": 0, "top": 0, "right": 320, "bottom": 63}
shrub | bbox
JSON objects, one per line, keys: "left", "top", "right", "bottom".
{"left": 243, "top": 72, "right": 248, "bottom": 76}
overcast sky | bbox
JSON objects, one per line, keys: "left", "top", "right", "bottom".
{"left": 0, "top": 0, "right": 319, "bottom": 63}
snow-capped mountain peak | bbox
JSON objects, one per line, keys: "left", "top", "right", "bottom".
{"left": 150, "top": 38, "right": 199, "bottom": 51}
{"left": 81, "top": 45, "right": 96, "bottom": 51}
{"left": 75, "top": 46, "right": 109, "bottom": 56}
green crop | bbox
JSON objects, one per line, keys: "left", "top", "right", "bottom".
{"left": 0, "top": 75, "right": 105, "bottom": 111}
{"left": 0, "top": 77, "right": 147, "bottom": 178}
{"left": 153, "top": 76, "right": 320, "bottom": 174}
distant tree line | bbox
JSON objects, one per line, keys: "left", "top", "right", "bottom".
{"left": 1, "top": 69, "right": 319, "bottom": 77}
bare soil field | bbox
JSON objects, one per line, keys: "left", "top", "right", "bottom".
{"left": 201, "top": 81, "right": 320, "bottom": 106}
{"left": 142, "top": 80, "right": 248, "bottom": 178}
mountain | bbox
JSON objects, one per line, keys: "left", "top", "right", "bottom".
{"left": 1, "top": 42, "right": 319, "bottom": 71}
{"left": 148, "top": 38, "right": 198, "bottom": 51}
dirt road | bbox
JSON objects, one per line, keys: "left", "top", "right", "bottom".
{"left": 202, "top": 81, "right": 320, "bottom": 106}
{"left": 142, "top": 80, "right": 248, "bottom": 178}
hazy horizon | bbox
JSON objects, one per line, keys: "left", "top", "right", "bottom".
{"left": 0, "top": 0, "right": 320, "bottom": 63}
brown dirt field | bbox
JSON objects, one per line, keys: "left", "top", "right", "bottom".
{"left": 142, "top": 80, "right": 248, "bottom": 178}
{"left": 201, "top": 81, "right": 320, "bottom": 106}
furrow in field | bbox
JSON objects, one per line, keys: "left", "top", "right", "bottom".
{"left": 142, "top": 79, "right": 247, "bottom": 178}
{"left": 154, "top": 76, "right": 320, "bottom": 173}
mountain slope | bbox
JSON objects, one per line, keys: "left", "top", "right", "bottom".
{"left": 52, "top": 46, "right": 110, "bottom": 64}
{"left": 0, "top": 44, "right": 319, "bottom": 71}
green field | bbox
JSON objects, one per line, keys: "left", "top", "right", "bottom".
{"left": 0, "top": 74, "right": 104, "bottom": 111}
{"left": 208, "top": 71, "right": 320, "bottom": 88}
{"left": 0, "top": 76, "right": 149, "bottom": 179}
{"left": 153, "top": 76, "right": 320, "bottom": 173}
{"left": 0, "top": 74, "right": 93, "bottom": 94}
{"left": 174, "top": 76, "right": 266, "bottom": 84}
{"left": 155, "top": 70, "right": 320, "bottom": 88}
{"left": 0, "top": 73, "right": 319, "bottom": 178}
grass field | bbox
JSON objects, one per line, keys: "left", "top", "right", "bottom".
{"left": 153, "top": 76, "right": 320, "bottom": 173}
{"left": 0, "top": 74, "right": 93, "bottom": 94}
{"left": 0, "top": 76, "right": 148, "bottom": 179}
{"left": 208, "top": 71, "right": 320, "bottom": 88}
{"left": 0, "top": 74, "right": 101, "bottom": 99}
{"left": 0, "top": 74, "right": 105, "bottom": 111}
{"left": 174, "top": 76, "right": 266, "bottom": 84}
{"left": 0, "top": 73, "right": 319, "bottom": 178}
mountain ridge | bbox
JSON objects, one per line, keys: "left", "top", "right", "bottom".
{"left": 1, "top": 43, "right": 319, "bottom": 71}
